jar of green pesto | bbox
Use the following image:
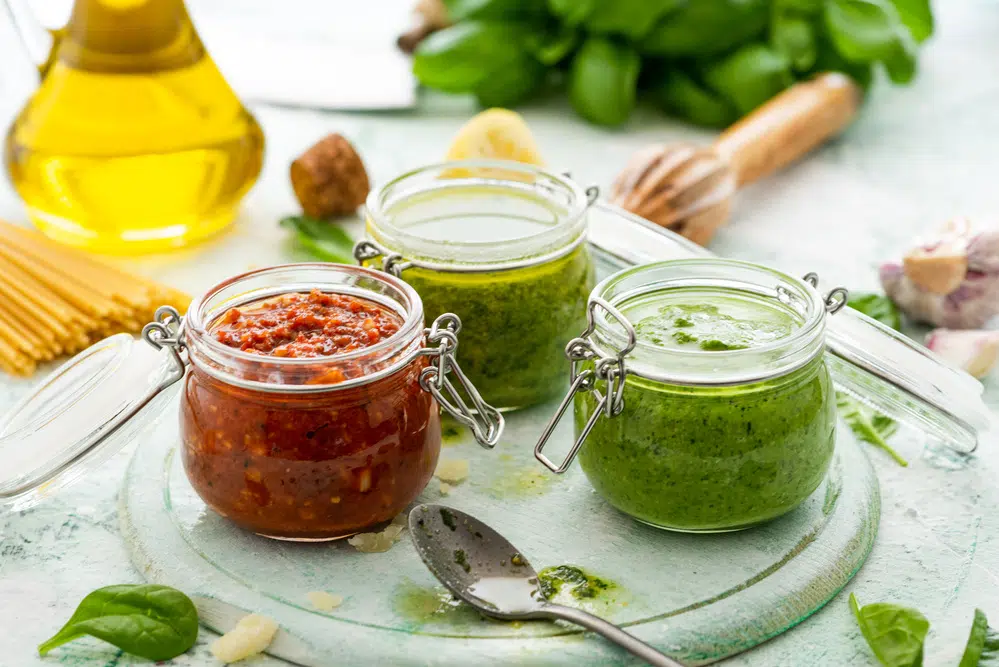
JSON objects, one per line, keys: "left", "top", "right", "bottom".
{"left": 535, "top": 259, "right": 994, "bottom": 533}
{"left": 358, "top": 161, "right": 597, "bottom": 411}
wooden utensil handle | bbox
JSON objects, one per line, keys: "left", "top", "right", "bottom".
{"left": 713, "top": 72, "right": 862, "bottom": 188}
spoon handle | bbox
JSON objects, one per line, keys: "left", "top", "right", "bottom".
{"left": 542, "top": 604, "right": 685, "bottom": 667}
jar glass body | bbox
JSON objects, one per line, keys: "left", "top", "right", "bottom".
{"left": 365, "top": 162, "right": 596, "bottom": 410}
{"left": 573, "top": 259, "right": 837, "bottom": 532}
{"left": 179, "top": 265, "right": 439, "bottom": 540}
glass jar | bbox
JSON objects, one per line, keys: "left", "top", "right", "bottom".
{"left": 359, "top": 161, "right": 597, "bottom": 411}
{"left": 153, "top": 264, "right": 501, "bottom": 540}
{"left": 535, "top": 258, "right": 990, "bottom": 532}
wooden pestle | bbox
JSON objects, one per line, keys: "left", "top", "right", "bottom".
{"left": 610, "top": 72, "right": 863, "bottom": 246}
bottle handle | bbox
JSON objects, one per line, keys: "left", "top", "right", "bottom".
{"left": 1, "top": 0, "right": 56, "bottom": 76}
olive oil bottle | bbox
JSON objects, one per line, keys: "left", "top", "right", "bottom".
{"left": 3, "top": 0, "right": 264, "bottom": 253}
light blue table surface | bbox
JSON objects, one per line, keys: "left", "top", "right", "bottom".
{"left": 2, "top": 1, "right": 999, "bottom": 666}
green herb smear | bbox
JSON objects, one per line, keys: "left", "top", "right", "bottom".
{"left": 38, "top": 584, "right": 199, "bottom": 661}
{"left": 537, "top": 565, "right": 613, "bottom": 601}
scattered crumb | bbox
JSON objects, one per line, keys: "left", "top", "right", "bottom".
{"left": 434, "top": 458, "right": 469, "bottom": 484}
{"left": 348, "top": 513, "right": 407, "bottom": 553}
{"left": 307, "top": 591, "right": 344, "bottom": 611}
{"left": 210, "top": 614, "right": 278, "bottom": 663}
{"left": 439, "top": 481, "right": 453, "bottom": 495}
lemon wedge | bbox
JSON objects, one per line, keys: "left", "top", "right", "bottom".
{"left": 445, "top": 109, "right": 544, "bottom": 178}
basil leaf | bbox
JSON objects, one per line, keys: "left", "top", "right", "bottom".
{"left": 848, "top": 292, "right": 902, "bottom": 330}
{"left": 547, "top": 0, "right": 599, "bottom": 26}
{"left": 811, "top": 34, "right": 874, "bottom": 89}
{"left": 887, "top": 0, "right": 933, "bottom": 43}
{"left": 281, "top": 215, "right": 355, "bottom": 263}
{"left": 651, "top": 70, "right": 738, "bottom": 128}
{"left": 443, "top": 0, "right": 547, "bottom": 21}
{"left": 772, "top": 14, "right": 818, "bottom": 71}
{"left": 959, "top": 609, "right": 999, "bottom": 667}
{"left": 581, "top": 0, "right": 685, "bottom": 41}
{"left": 837, "top": 392, "right": 907, "bottom": 466}
{"left": 568, "top": 37, "right": 640, "bottom": 126}
{"left": 38, "top": 584, "right": 198, "bottom": 661}
{"left": 473, "top": 55, "right": 546, "bottom": 107}
{"left": 823, "top": 0, "right": 918, "bottom": 84}
{"left": 641, "top": 0, "right": 770, "bottom": 57}
{"left": 702, "top": 43, "right": 794, "bottom": 115}
{"left": 414, "top": 21, "right": 533, "bottom": 93}
{"left": 526, "top": 24, "right": 580, "bottom": 66}
{"left": 850, "top": 593, "right": 929, "bottom": 667}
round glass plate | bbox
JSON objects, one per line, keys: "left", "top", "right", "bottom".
{"left": 120, "top": 397, "right": 879, "bottom": 666}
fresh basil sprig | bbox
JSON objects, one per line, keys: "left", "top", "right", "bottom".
{"left": 837, "top": 392, "right": 907, "bottom": 466}
{"left": 850, "top": 593, "right": 929, "bottom": 667}
{"left": 38, "top": 584, "right": 198, "bottom": 661}
{"left": 848, "top": 292, "right": 903, "bottom": 330}
{"left": 280, "top": 215, "right": 356, "bottom": 264}
{"left": 412, "top": 0, "right": 934, "bottom": 127}
{"left": 851, "top": 597, "right": 999, "bottom": 667}
{"left": 959, "top": 609, "right": 999, "bottom": 667}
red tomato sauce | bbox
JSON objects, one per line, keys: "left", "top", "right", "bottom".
{"left": 212, "top": 289, "right": 402, "bottom": 358}
{"left": 181, "top": 290, "right": 439, "bottom": 540}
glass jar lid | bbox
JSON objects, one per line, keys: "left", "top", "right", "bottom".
{"left": 0, "top": 333, "right": 183, "bottom": 510}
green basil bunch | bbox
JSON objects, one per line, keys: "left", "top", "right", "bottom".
{"left": 413, "top": 0, "right": 933, "bottom": 127}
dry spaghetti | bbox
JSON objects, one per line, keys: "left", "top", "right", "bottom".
{"left": 0, "top": 221, "right": 190, "bottom": 376}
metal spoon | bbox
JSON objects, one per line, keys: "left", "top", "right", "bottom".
{"left": 408, "top": 504, "right": 684, "bottom": 667}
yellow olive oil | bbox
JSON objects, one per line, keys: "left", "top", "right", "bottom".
{"left": 4, "top": 0, "right": 264, "bottom": 254}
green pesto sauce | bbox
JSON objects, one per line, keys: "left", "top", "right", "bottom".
{"left": 577, "top": 289, "right": 835, "bottom": 532}
{"left": 537, "top": 565, "right": 614, "bottom": 601}
{"left": 635, "top": 302, "right": 795, "bottom": 351}
{"left": 400, "top": 245, "right": 594, "bottom": 410}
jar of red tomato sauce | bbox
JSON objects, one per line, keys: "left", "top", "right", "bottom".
{"left": 145, "top": 264, "right": 502, "bottom": 540}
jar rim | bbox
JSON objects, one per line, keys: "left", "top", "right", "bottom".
{"left": 184, "top": 263, "right": 426, "bottom": 390}
{"left": 364, "top": 160, "right": 589, "bottom": 269}
{"left": 591, "top": 258, "right": 827, "bottom": 385}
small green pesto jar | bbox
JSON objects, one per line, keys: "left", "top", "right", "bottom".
{"left": 359, "top": 161, "right": 596, "bottom": 411}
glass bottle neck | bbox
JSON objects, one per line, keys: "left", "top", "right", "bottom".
{"left": 61, "top": 0, "right": 204, "bottom": 71}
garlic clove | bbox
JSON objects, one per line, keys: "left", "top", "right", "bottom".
{"left": 903, "top": 238, "right": 969, "bottom": 295}
{"left": 925, "top": 328, "right": 999, "bottom": 379}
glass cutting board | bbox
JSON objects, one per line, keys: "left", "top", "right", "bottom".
{"left": 119, "top": 204, "right": 880, "bottom": 666}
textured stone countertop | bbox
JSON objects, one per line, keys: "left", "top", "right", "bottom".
{"left": 2, "top": 1, "right": 999, "bottom": 666}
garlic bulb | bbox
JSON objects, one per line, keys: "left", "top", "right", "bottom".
{"left": 925, "top": 329, "right": 999, "bottom": 378}
{"left": 880, "top": 219, "right": 999, "bottom": 328}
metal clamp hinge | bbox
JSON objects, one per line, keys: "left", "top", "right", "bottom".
{"left": 534, "top": 298, "right": 635, "bottom": 474}
{"left": 418, "top": 313, "right": 504, "bottom": 449}
{"left": 354, "top": 239, "right": 411, "bottom": 278}
{"left": 142, "top": 306, "right": 188, "bottom": 380}
{"left": 802, "top": 273, "right": 848, "bottom": 314}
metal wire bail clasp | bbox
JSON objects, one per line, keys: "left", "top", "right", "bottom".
{"left": 534, "top": 297, "right": 636, "bottom": 474}
{"left": 418, "top": 313, "right": 504, "bottom": 449}
{"left": 141, "top": 305, "right": 188, "bottom": 380}
{"left": 354, "top": 239, "right": 411, "bottom": 278}
{"left": 802, "top": 272, "right": 849, "bottom": 314}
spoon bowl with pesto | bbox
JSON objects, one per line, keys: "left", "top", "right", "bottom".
{"left": 408, "top": 503, "right": 684, "bottom": 667}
